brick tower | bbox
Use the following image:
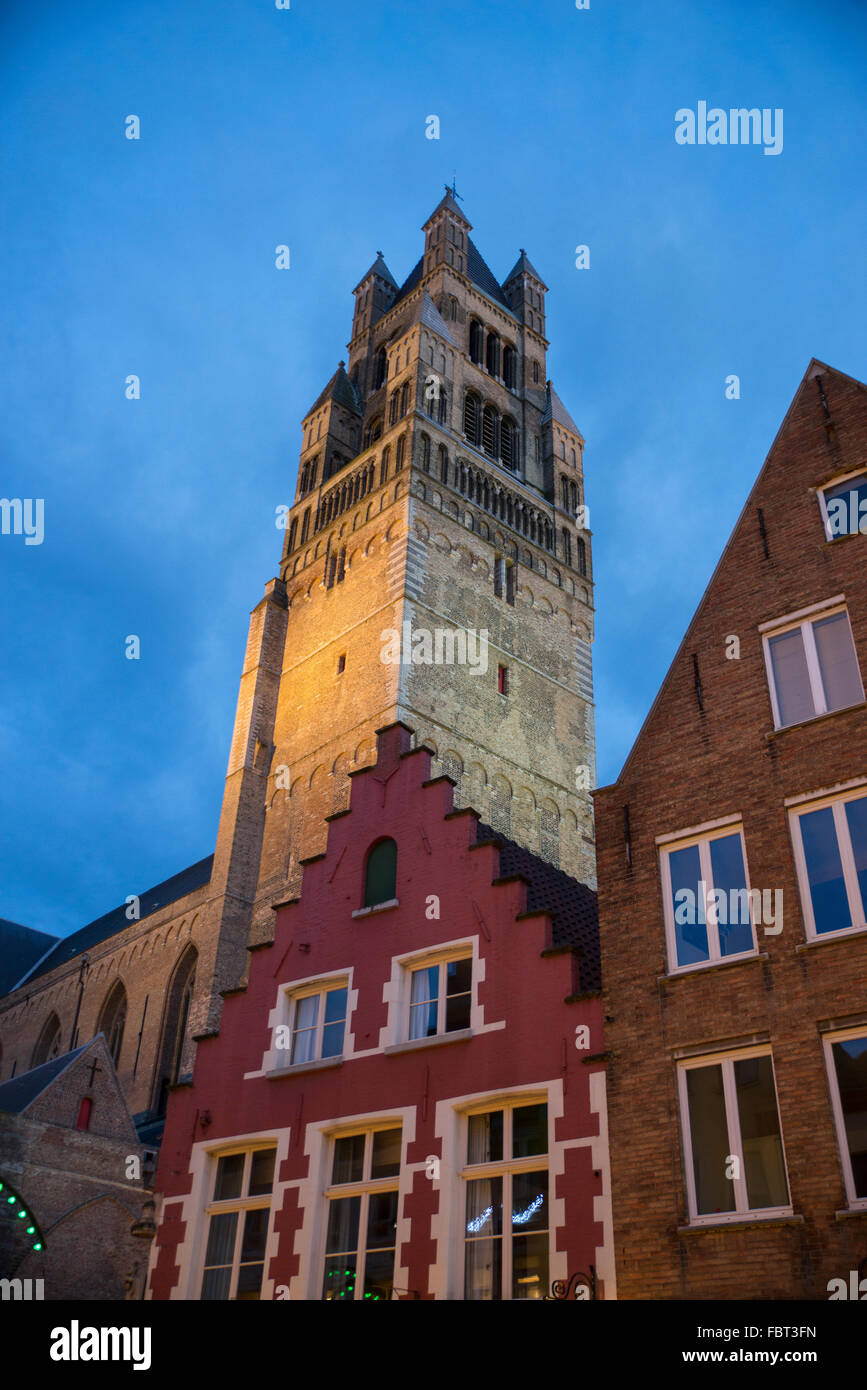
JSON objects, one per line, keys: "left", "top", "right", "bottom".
{"left": 226, "top": 188, "right": 597, "bottom": 945}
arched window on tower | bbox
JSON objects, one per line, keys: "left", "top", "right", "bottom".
{"left": 532, "top": 360, "right": 540, "bottom": 384}
{"left": 287, "top": 518, "right": 298, "bottom": 553}
{"left": 576, "top": 537, "right": 587, "bottom": 577}
{"left": 562, "top": 527, "right": 572, "bottom": 567}
{"left": 153, "top": 945, "right": 198, "bottom": 1119}
{"left": 449, "top": 296, "right": 458, "bottom": 321}
{"left": 503, "top": 345, "right": 517, "bottom": 390}
{"left": 380, "top": 446, "right": 390, "bottom": 486}
{"left": 482, "top": 405, "right": 498, "bottom": 459}
{"left": 469, "top": 319, "right": 484, "bottom": 365}
{"left": 31, "top": 1012, "right": 62, "bottom": 1068}
{"left": 501, "top": 416, "right": 517, "bottom": 470}
{"left": 561, "top": 477, "right": 570, "bottom": 510}
{"left": 395, "top": 436, "right": 405, "bottom": 471}
{"left": 388, "top": 392, "right": 399, "bottom": 426}
{"left": 420, "top": 434, "right": 431, "bottom": 473}
{"left": 439, "top": 445, "right": 449, "bottom": 484}
{"left": 363, "top": 838, "right": 397, "bottom": 908}
{"left": 486, "top": 333, "right": 500, "bottom": 378}
{"left": 97, "top": 981, "right": 127, "bottom": 1069}
{"left": 300, "top": 508, "right": 311, "bottom": 544}
{"left": 400, "top": 381, "right": 410, "bottom": 416}
{"left": 374, "top": 347, "right": 388, "bottom": 390}
{"left": 438, "top": 387, "right": 448, "bottom": 426}
{"left": 463, "top": 392, "right": 480, "bottom": 447}
{"left": 364, "top": 417, "right": 383, "bottom": 449}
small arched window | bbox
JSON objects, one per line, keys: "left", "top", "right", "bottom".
{"left": 449, "top": 297, "right": 458, "bottom": 321}
{"left": 486, "top": 333, "right": 500, "bottom": 378}
{"left": 400, "top": 381, "right": 410, "bottom": 416}
{"left": 503, "top": 345, "right": 517, "bottom": 390}
{"left": 97, "top": 981, "right": 127, "bottom": 1068}
{"left": 463, "top": 392, "right": 480, "bottom": 447}
{"left": 389, "top": 392, "right": 399, "bottom": 426}
{"left": 482, "top": 405, "right": 498, "bottom": 458}
{"left": 501, "top": 417, "right": 517, "bottom": 470}
{"left": 364, "top": 838, "right": 397, "bottom": 907}
{"left": 395, "top": 436, "right": 405, "bottom": 471}
{"left": 562, "top": 528, "right": 572, "bottom": 567}
{"left": 469, "top": 320, "right": 484, "bottom": 365}
{"left": 374, "top": 347, "right": 388, "bottom": 389}
{"left": 576, "top": 537, "right": 587, "bottom": 577}
{"left": 438, "top": 388, "right": 448, "bottom": 426}
{"left": 380, "top": 446, "right": 390, "bottom": 486}
{"left": 532, "top": 360, "right": 540, "bottom": 384}
{"left": 364, "top": 417, "right": 383, "bottom": 449}
{"left": 439, "top": 445, "right": 449, "bottom": 484}
{"left": 300, "top": 508, "right": 311, "bottom": 543}
{"left": 32, "top": 1012, "right": 62, "bottom": 1068}
{"left": 561, "top": 477, "right": 570, "bottom": 510}
{"left": 287, "top": 517, "right": 298, "bottom": 553}
{"left": 421, "top": 434, "right": 431, "bottom": 473}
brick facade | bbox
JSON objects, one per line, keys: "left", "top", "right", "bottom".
{"left": 594, "top": 361, "right": 867, "bottom": 1299}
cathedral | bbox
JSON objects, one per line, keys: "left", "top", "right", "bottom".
{"left": 0, "top": 190, "right": 601, "bottom": 1299}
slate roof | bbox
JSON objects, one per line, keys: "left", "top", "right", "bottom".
{"left": 541, "top": 383, "right": 581, "bottom": 435}
{"left": 503, "top": 249, "right": 548, "bottom": 292}
{"left": 0, "top": 920, "right": 59, "bottom": 996}
{"left": 307, "top": 362, "right": 361, "bottom": 418}
{"left": 476, "top": 823, "right": 601, "bottom": 993}
{"left": 354, "top": 251, "right": 397, "bottom": 292}
{"left": 466, "top": 239, "right": 515, "bottom": 315}
{"left": 417, "top": 290, "right": 456, "bottom": 345}
{"left": 423, "top": 189, "right": 470, "bottom": 227}
{"left": 16, "top": 855, "right": 214, "bottom": 989}
{"left": 0, "top": 1043, "right": 89, "bottom": 1114}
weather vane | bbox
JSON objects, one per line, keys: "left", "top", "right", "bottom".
{"left": 446, "top": 175, "right": 463, "bottom": 201}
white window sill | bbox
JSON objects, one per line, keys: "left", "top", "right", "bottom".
{"left": 797, "top": 923, "right": 867, "bottom": 951}
{"left": 265, "top": 1056, "right": 343, "bottom": 1079}
{"left": 384, "top": 1029, "right": 473, "bottom": 1057}
{"left": 835, "top": 1204, "right": 867, "bottom": 1220}
{"left": 662, "top": 951, "right": 766, "bottom": 982}
{"left": 768, "top": 699, "right": 866, "bottom": 739}
{"left": 678, "top": 1210, "right": 800, "bottom": 1235}
{"left": 352, "top": 898, "right": 399, "bottom": 919}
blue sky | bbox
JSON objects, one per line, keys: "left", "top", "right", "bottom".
{"left": 1, "top": 0, "right": 865, "bottom": 936}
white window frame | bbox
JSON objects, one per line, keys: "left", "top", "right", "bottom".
{"left": 459, "top": 1095, "right": 550, "bottom": 1300}
{"left": 287, "top": 979, "right": 349, "bottom": 1066}
{"left": 761, "top": 602, "right": 864, "bottom": 730}
{"left": 822, "top": 1026, "right": 867, "bottom": 1210}
{"left": 408, "top": 951, "right": 473, "bottom": 1042}
{"left": 659, "top": 821, "right": 757, "bottom": 974}
{"left": 384, "top": 940, "right": 479, "bottom": 1049}
{"left": 817, "top": 468, "right": 867, "bottom": 542}
{"left": 321, "top": 1125, "right": 403, "bottom": 1301}
{"left": 789, "top": 787, "right": 867, "bottom": 941}
{"left": 677, "top": 1046, "right": 791, "bottom": 1226}
{"left": 200, "top": 1144, "right": 277, "bottom": 1300}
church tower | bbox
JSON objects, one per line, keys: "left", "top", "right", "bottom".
{"left": 223, "top": 190, "right": 596, "bottom": 943}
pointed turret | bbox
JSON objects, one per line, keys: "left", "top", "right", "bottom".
{"left": 421, "top": 183, "right": 472, "bottom": 280}
{"left": 503, "top": 247, "right": 548, "bottom": 340}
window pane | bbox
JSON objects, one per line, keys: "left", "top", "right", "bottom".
{"left": 446, "top": 958, "right": 472, "bottom": 995}
{"left": 366, "top": 1190, "right": 398, "bottom": 1248}
{"left": 324, "top": 988, "right": 347, "bottom": 1026}
{"left": 512, "top": 1170, "right": 548, "bottom": 1231}
{"left": 513, "top": 1103, "right": 548, "bottom": 1158}
{"left": 363, "top": 1246, "right": 395, "bottom": 1301}
{"left": 464, "top": 1237, "right": 502, "bottom": 1301}
{"left": 248, "top": 1148, "right": 275, "bottom": 1196}
{"left": 203, "top": 1210, "right": 237, "bottom": 1269}
{"left": 832, "top": 1037, "right": 867, "bottom": 1199}
{"left": 323, "top": 1254, "right": 356, "bottom": 1300}
{"left": 321, "top": 1021, "right": 345, "bottom": 1058}
{"left": 799, "top": 806, "right": 851, "bottom": 934}
{"left": 295, "top": 995, "right": 318, "bottom": 1030}
{"left": 201, "top": 1265, "right": 232, "bottom": 1300}
{"left": 512, "top": 1232, "right": 548, "bottom": 1300}
{"left": 445, "top": 991, "right": 471, "bottom": 1032}
{"left": 824, "top": 474, "right": 867, "bottom": 537}
{"left": 214, "top": 1153, "right": 244, "bottom": 1201}
{"left": 371, "top": 1128, "right": 402, "bottom": 1179}
{"left": 409, "top": 1000, "right": 437, "bottom": 1039}
{"left": 466, "top": 1176, "right": 502, "bottom": 1237}
{"left": 813, "top": 613, "right": 863, "bottom": 712}
{"left": 669, "top": 843, "right": 709, "bottom": 966}
{"left": 468, "top": 1110, "right": 503, "bottom": 1164}
{"left": 845, "top": 797, "right": 867, "bottom": 922}
{"left": 709, "top": 833, "right": 754, "bottom": 957}
{"left": 409, "top": 967, "right": 438, "bottom": 1038}
{"left": 325, "top": 1195, "right": 360, "bottom": 1254}
{"left": 236, "top": 1262, "right": 264, "bottom": 1300}
{"left": 291, "top": 1026, "right": 316, "bottom": 1065}
{"left": 686, "top": 1065, "right": 735, "bottom": 1215}
{"left": 769, "top": 627, "right": 814, "bottom": 726}
{"left": 332, "top": 1135, "right": 365, "bottom": 1185}
{"left": 240, "top": 1207, "right": 269, "bottom": 1264}
{"left": 735, "top": 1056, "right": 788, "bottom": 1209}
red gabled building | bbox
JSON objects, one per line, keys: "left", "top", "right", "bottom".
{"left": 147, "top": 724, "right": 611, "bottom": 1301}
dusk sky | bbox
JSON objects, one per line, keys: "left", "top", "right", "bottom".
{"left": 1, "top": 0, "right": 865, "bottom": 937}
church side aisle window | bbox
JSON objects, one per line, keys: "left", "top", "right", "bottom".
{"left": 200, "top": 1147, "right": 276, "bottom": 1300}
{"left": 462, "top": 1100, "right": 549, "bottom": 1300}
{"left": 322, "top": 1127, "right": 402, "bottom": 1300}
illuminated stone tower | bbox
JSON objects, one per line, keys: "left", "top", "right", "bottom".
{"left": 221, "top": 189, "right": 597, "bottom": 944}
